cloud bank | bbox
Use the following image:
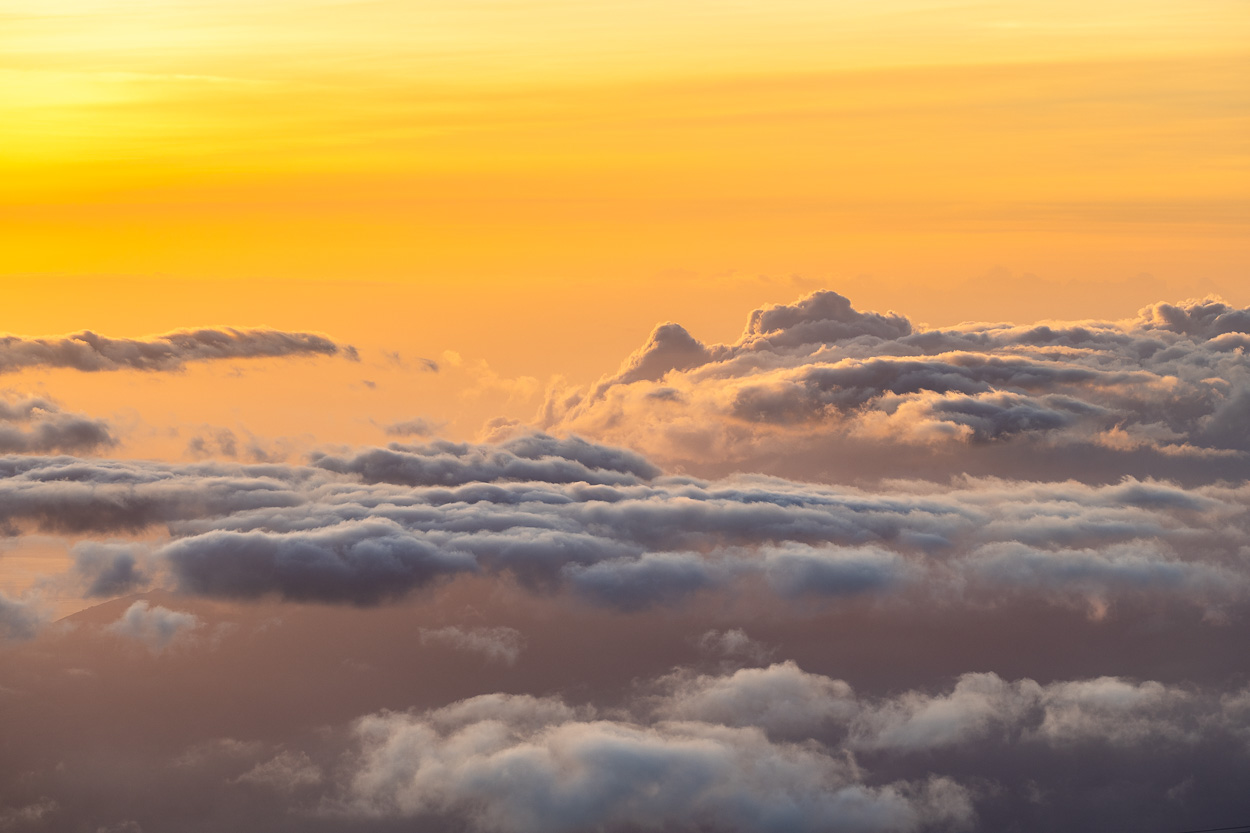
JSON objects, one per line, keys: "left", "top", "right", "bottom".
{"left": 538, "top": 291, "right": 1250, "bottom": 483}
{"left": 3, "top": 290, "right": 1250, "bottom": 833}
{"left": 2, "top": 435, "right": 1247, "bottom": 613}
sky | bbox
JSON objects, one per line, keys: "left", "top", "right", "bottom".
{"left": 1, "top": 2, "right": 1249, "bottom": 832}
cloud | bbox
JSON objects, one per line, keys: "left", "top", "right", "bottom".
{"left": 321, "top": 662, "right": 1250, "bottom": 832}
{"left": 652, "top": 661, "right": 858, "bottom": 737}
{"left": 73, "top": 542, "right": 150, "bottom": 597}
{"left": 0, "top": 800, "right": 58, "bottom": 829}
{"left": 0, "top": 591, "right": 47, "bottom": 640}
{"left": 185, "top": 428, "right": 240, "bottom": 459}
{"left": 538, "top": 291, "right": 1250, "bottom": 483}
{"left": 2, "top": 435, "right": 1248, "bottom": 612}
{"left": 695, "top": 628, "right": 775, "bottom": 664}
{"left": 340, "top": 693, "right": 974, "bottom": 833}
{"left": 384, "top": 417, "right": 444, "bottom": 438}
{"left": 234, "top": 751, "right": 323, "bottom": 792}
{"left": 383, "top": 351, "right": 439, "bottom": 373}
{"left": 420, "top": 625, "right": 526, "bottom": 665}
{"left": 310, "top": 433, "right": 660, "bottom": 488}
{"left": 106, "top": 601, "right": 201, "bottom": 652}
{"left": 0, "top": 394, "right": 114, "bottom": 455}
{"left": 163, "top": 520, "right": 476, "bottom": 605}
{"left": 0, "top": 327, "right": 355, "bottom": 374}
{"left": 650, "top": 663, "right": 1234, "bottom": 754}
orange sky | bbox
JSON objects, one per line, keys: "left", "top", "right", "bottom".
{"left": 3, "top": 0, "right": 1246, "bottom": 294}
{"left": 1, "top": 0, "right": 1247, "bottom": 459}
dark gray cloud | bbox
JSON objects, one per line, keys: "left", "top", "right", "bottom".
{"left": 310, "top": 433, "right": 659, "bottom": 489}
{"left": 540, "top": 291, "right": 1250, "bottom": 483}
{"left": 164, "top": 520, "right": 476, "bottom": 605}
{"left": 73, "top": 542, "right": 151, "bottom": 597}
{"left": 0, "top": 327, "right": 356, "bottom": 374}
{"left": 0, "top": 456, "right": 307, "bottom": 534}
{"left": 0, "top": 395, "right": 114, "bottom": 455}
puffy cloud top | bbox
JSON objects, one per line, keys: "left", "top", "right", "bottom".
{"left": 540, "top": 291, "right": 1250, "bottom": 482}
{"left": 740, "top": 290, "right": 913, "bottom": 350}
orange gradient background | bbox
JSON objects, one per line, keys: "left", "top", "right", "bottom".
{"left": 1, "top": 0, "right": 1247, "bottom": 457}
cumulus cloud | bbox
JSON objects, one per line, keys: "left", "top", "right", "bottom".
{"left": 0, "top": 327, "right": 355, "bottom": 374}
{"left": 106, "top": 601, "right": 201, "bottom": 652}
{"left": 650, "top": 663, "right": 1235, "bottom": 754}
{"left": 652, "top": 661, "right": 859, "bottom": 737}
{"left": 0, "top": 394, "right": 114, "bottom": 455}
{"left": 306, "top": 661, "right": 1250, "bottom": 832}
{"left": 420, "top": 625, "right": 526, "bottom": 665}
{"left": 340, "top": 693, "right": 974, "bottom": 833}
{"left": 539, "top": 291, "right": 1250, "bottom": 482}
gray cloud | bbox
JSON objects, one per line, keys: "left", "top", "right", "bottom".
{"left": 383, "top": 418, "right": 443, "bottom": 438}
{"left": 0, "top": 591, "right": 47, "bottom": 640}
{"left": 0, "top": 394, "right": 114, "bottom": 455}
{"left": 0, "top": 327, "right": 355, "bottom": 374}
{"left": 73, "top": 542, "right": 151, "bottom": 597}
{"left": 164, "top": 520, "right": 476, "bottom": 606}
{"left": 310, "top": 433, "right": 659, "bottom": 488}
{"left": 2, "top": 437, "right": 1248, "bottom": 611}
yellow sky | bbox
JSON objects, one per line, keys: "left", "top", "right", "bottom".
{"left": 1, "top": 0, "right": 1247, "bottom": 428}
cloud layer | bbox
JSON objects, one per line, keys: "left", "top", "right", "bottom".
{"left": 3, "top": 291, "right": 1250, "bottom": 833}
{"left": 3, "top": 433, "right": 1248, "bottom": 613}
